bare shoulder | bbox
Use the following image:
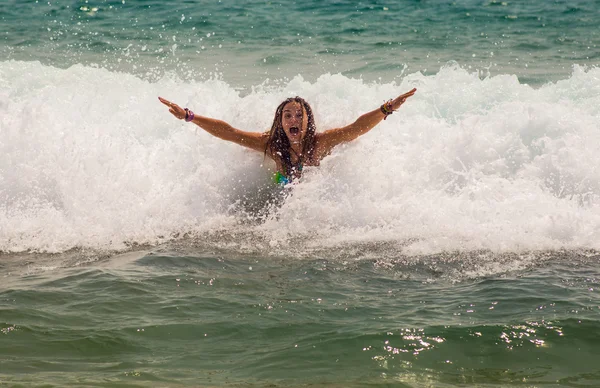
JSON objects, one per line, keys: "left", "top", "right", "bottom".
{"left": 255, "top": 131, "right": 275, "bottom": 157}
{"left": 313, "top": 131, "right": 339, "bottom": 161}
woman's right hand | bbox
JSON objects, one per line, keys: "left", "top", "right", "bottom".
{"left": 158, "top": 97, "right": 186, "bottom": 120}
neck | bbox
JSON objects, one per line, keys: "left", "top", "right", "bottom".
{"left": 290, "top": 142, "right": 303, "bottom": 158}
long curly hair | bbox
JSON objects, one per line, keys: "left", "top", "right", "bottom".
{"left": 265, "top": 97, "right": 317, "bottom": 178}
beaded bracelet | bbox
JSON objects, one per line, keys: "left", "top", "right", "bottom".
{"left": 184, "top": 108, "right": 195, "bottom": 122}
{"left": 380, "top": 100, "right": 394, "bottom": 120}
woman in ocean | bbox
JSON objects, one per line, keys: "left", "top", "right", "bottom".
{"left": 158, "top": 88, "right": 416, "bottom": 184}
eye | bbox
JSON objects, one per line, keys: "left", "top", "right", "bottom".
{"left": 284, "top": 113, "right": 292, "bottom": 119}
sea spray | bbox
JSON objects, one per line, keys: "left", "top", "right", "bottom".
{"left": 1, "top": 61, "right": 599, "bottom": 254}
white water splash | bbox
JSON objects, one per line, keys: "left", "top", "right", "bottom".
{"left": 1, "top": 61, "right": 599, "bottom": 254}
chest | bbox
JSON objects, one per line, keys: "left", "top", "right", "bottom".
{"left": 268, "top": 135, "right": 330, "bottom": 173}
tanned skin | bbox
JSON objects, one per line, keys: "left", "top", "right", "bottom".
{"left": 158, "top": 88, "right": 416, "bottom": 174}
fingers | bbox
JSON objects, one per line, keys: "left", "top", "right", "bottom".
{"left": 397, "top": 88, "right": 417, "bottom": 101}
{"left": 169, "top": 108, "right": 185, "bottom": 119}
{"left": 159, "top": 97, "right": 183, "bottom": 111}
{"left": 390, "top": 88, "right": 417, "bottom": 110}
{"left": 399, "top": 88, "right": 417, "bottom": 99}
{"left": 158, "top": 96, "right": 175, "bottom": 107}
{"left": 159, "top": 97, "right": 186, "bottom": 119}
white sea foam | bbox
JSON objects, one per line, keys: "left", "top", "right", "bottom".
{"left": 1, "top": 61, "right": 599, "bottom": 254}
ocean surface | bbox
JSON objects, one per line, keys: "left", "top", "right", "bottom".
{"left": 1, "top": 0, "right": 600, "bottom": 386}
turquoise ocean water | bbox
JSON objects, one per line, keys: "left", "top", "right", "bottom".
{"left": 2, "top": 0, "right": 600, "bottom": 386}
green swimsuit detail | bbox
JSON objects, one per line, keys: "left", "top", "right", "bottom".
{"left": 273, "top": 163, "right": 303, "bottom": 185}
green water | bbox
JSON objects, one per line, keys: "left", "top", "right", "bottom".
{"left": 2, "top": 247, "right": 599, "bottom": 387}
{"left": 3, "top": 0, "right": 599, "bottom": 86}
{"left": 2, "top": 0, "right": 600, "bottom": 386}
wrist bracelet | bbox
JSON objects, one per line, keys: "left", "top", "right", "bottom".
{"left": 380, "top": 100, "right": 394, "bottom": 120}
{"left": 184, "top": 108, "right": 195, "bottom": 122}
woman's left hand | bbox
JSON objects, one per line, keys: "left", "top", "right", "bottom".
{"left": 391, "top": 88, "right": 417, "bottom": 111}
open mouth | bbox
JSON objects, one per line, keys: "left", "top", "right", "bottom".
{"left": 289, "top": 127, "right": 300, "bottom": 136}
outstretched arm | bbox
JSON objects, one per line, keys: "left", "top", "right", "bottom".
{"left": 158, "top": 97, "right": 267, "bottom": 153}
{"left": 317, "top": 88, "right": 417, "bottom": 154}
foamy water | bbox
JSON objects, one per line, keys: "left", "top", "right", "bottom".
{"left": 1, "top": 61, "right": 599, "bottom": 254}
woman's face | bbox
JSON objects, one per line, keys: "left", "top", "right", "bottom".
{"left": 281, "top": 101, "right": 308, "bottom": 145}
